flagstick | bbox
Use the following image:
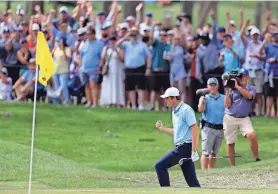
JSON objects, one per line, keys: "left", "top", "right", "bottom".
{"left": 28, "top": 63, "right": 39, "bottom": 194}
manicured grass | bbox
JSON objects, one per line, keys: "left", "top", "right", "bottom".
{"left": 0, "top": 102, "right": 278, "bottom": 192}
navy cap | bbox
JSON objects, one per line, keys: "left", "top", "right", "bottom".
{"left": 272, "top": 32, "right": 278, "bottom": 37}
{"left": 145, "top": 12, "right": 152, "bottom": 18}
{"left": 97, "top": 11, "right": 105, "bottom": 16}
{"left": 200, "top": 32, "right": 210, "bottom": 40}
{"left": 20, "top": 37, "right": 27, "bottom": 44}
{"left": 217, "top": 26, "right": 226, "bottom": 33}
{"left": 239, "top": 68, "right": 249, "bottom": 76}
{"left": 207, "top": 77, "right": 219, "bottom": 85}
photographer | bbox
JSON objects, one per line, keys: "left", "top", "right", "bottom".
{"left": 223, "top": 68, "right": 260, "bottom": 166}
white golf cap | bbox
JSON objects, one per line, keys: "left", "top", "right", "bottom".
{"left": 160, "top": 87, "right": 180, "bottom": 98}
{"left": 59, "top": 6, "right": 68, "bottom": 13}
{"left": 142, "top": 25, "right": 151, "bottom": 31}
{"left": 32, "top": 23, "right": 40, "bottom": 31}
{"left": 1, "top": 67, "right": 8, "bottom": 75}
{"left": 247, "top": 25, "right": 256, "bottom": 32}
{"left": 250, "top": 27, "right": 260, "bottom": 35}
{"left": 126, "top": 15, "right": 135, "bottom": 21}
{"left": 16, "top": 9, "right": 25, "bottom": 15}
{"left": 230, "top": 20, "right": 236, "bottom": 26}
{"left": 119, "top": 22, "right": 128, "bottom": 29}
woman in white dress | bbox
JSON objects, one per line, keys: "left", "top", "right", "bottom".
{"left": 99, "top": 36, "right": 125, "bottom": 107}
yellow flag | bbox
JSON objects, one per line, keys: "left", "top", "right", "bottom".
{"left": 35, "top": 31, "right": 55, "bottom": 86}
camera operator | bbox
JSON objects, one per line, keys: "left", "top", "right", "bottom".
{"left": 223, "top": 68, "right": 261, "bottom": 166}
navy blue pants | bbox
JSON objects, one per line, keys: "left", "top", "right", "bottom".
{"left": 154, "top": 143, "right": 200, "bottom": 187}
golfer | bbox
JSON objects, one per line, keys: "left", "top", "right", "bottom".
{"left": 154, "top": 87, "right": 201, "bottom": 187}
{"left": 198, "top": 78, "right": 225, "bottom": 169}
{"left": 224, "top": 68, "right": 260, "bottom": 166}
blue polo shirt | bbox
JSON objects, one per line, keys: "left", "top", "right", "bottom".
{"left": 225, "top": 85, "right": 256, "bottom": 117}
{"left": 80, "top": 40, "right": 104, "bottom": 73}
{"left": 121, "top": 40, "right": 151, "bottom": 69}
{"left": 152, "top": 39, "right": 170, "bottom": 72}
{"left": 172, "top": 101, "right": 197, "bottom": 146}
{"left": 220, "top": 47, "right": 240, "bottom": 73}
{"left": 202, "top": 93, "right": 225, "bottom": 125}
{"left": 264, "top": 43, "right": 278, "bottom": 77}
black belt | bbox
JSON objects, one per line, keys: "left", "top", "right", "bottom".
{"left": 202, "top": 120, "right": 223, "bottom": 130}
{"left": 230, "top": 115, "right": 248, "bottom": 118}
{"left": 175, "top": 142, "right": 191, "bottom": 148}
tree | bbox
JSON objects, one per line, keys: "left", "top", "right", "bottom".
{"left": 255, "top": 2, "right": 262, "bottom": 29}
{"left": 6, "top": 1, "right": 11, "bottom": 10}
{"left": 124, "top": 1, "right": 143, "bottom": 19}
{"left": 25, "top": 1, "right": 44, "bottom": 20}
{"left": 198, "top": 1, "right": 218, "bottom": 28}
{"left": 181, "top": 1, "right": 194, "bottom": 23}
{"left": 103, "top": 1, "right": 112, "bottom": 15}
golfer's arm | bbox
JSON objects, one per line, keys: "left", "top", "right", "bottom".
{"left": 190, "top": 124, "right": 199, "bottom": 152}
{"left": 161, "top": 127, "right": 173, "bottom": 135}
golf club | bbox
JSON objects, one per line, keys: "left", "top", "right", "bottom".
{"left": 178, "top": 155, "right": 242, "bottom": 166}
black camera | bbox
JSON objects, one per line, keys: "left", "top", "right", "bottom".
{"left": 221, "top": 70, "right": 243, "bottom": 89}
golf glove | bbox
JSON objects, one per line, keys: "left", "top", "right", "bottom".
{"left": 191, "top": 151, "right": 199, "bottom": 162}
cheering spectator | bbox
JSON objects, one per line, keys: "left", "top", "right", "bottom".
{"left": 241, "top": 21, "right": 265, "bottom": 116}
{"left": 117, "top": 27, "right": 151, "bottom": 110}
{"left": 149, "top": 31, "right": 170, "bottom": 110}
{"left": 165, "top": 35, "right": 186, "bottom": 101}
{"left": 99, "top": 35, "right": 125, "bottom": 107}
{"left": 52, "top": 38, "right": 71, "bottom": 105}
{"left": 80, "top": 27, "right": 104, "bottom": 108}
{"left": 0, "top": 67, "right": 12, "bottom": 101}
{"left": 17, "top": 37, "right": 32, "bottom": 77}
{"left": 216, "top": 26, "right": 226, "bottom": 51}
{"left": 218, "top": 34, "right": 240, "bottom": 73}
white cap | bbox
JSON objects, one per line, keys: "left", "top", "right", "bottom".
{"left": 247, "top": 25, "right": 256, "bottom": 32}
{"left": 160, "top": 87, "right": 180, "bottom": 98}
{"left": 119, "top": 22, "right": 128, "bottom": 29}
{"left": 142, "top": 25, "right": 151, "bottom": 32}
{"left": 16, "top": 9, "right": 25, "bottom": 15}
{"left": 250, "top": 27, "right": 260, "bottom": 35}
{"left": 167, "top": 30, "right": 174, "bottom": 35}
{"left": 101, "top": 20, "right": 112, "bottom": 29}
{"left": 59, "top": 6, "right": 68, "bottom": 13}
{"left": 126, "top": 15, "right": 135, "bottom": 21}
{"left": 32, "top": 23, "right": 40, "bottom": 31}
{"left": 77, "top": 28, "right": 85, "bottom": 35}
{"left": 230, "top": 20, "right": 236, "bottom": 26}
{"left": 1, "top": 67, "right": 8, "bottom": 75}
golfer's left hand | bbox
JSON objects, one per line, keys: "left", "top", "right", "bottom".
{"left": 191, "top": 151, "right": 199, "bottom": 162}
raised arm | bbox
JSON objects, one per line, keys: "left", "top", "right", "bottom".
{"left": 135, "top": 3, "right": 143, "bottom": 28}
{"left": 240, "top": 19, "right": 250, "bottom": 47}
{"left": 225, "top": 11, "right": 232, "bottom": 34}
{"left": 239, "top": 7, "right": 244, "bottom": 29}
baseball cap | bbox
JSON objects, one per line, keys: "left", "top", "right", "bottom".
{"left": 142, "top": 25, "right": 151, "bottom": 32}
{"left": 126, "top": 15, "right": 135, "bottom": 21}
{"left": 200, "top": 32, "right": 210, "bottom": 40}
{"left": 145, "top": 12, "right": 152, "bottom": 18}
{"left": 207, "top": 77, "right": 219, "bottom": 85}
{"left": 101, "top": 20, "right": 112, "bottom": 30}
{"left": 97, "top": 11, "right": 105, "bottom": 16}
{"left": 160, "top": 87, "right": 180, "bottom": 98}
{"left": 272, "top": 32, "right": 278, "bottom": 37}
{"left": 250, "top": 28, "right": 260, "bottom": 35}
{"left": 230, "top": 20, "right": 236, "bottom": 26}
{"left": 239, "top": 68, "right": 249, "bottom": 76}
{"left": 119, "top": 22, "right": 128, "bottom": 29}
{"left": 1, "top": 67, "right": 8, "bottom": 75}
{"left": 3, "top": 26, "right": 10, "bottom": 33}
{"left": 32, "top": 23, "right": 40, "bottom": 31}
{"left": 247, "top": 25, "right": 256, "bottom": 32}
{"left": 77, "top": 28, "right": 85, "bottom": 36}
{"left": 167, "top": 30, "right": 174, "bottom": 35}
{"left": 16, "top": 9, "right": 25, "bottom": 16}
{"left": 217, "top": 26, "right": 226, "bottom": 33}
{"left": 59, "top": 6, "right": 68, "bottom": 13}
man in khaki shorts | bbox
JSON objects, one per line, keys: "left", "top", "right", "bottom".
{"left": 223, "top": 68, "right": 261, "bottom": 166}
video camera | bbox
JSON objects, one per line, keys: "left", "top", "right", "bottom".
{"left": 221, "top": 70, "right": 243, "bottom": 89}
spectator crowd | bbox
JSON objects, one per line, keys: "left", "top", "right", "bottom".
{"left": 0, "top": 1, "right": 278, "bottom": 117}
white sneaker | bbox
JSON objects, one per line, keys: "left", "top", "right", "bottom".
{"left": 138, "top": 105, "right": 144, "bottom": 111}
{"left": 85, "top": 103, "right": 91, "bottom": 108}
{"left": 131, "top": 106, "right": 137, "bottom": 110}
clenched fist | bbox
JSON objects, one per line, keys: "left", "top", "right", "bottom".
{"left": 155, "top": 120, "right": 164, "bottom": 131}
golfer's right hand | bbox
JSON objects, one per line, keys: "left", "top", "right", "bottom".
{"left": 155, "top": 120, "right": 164, "bottom": 131}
